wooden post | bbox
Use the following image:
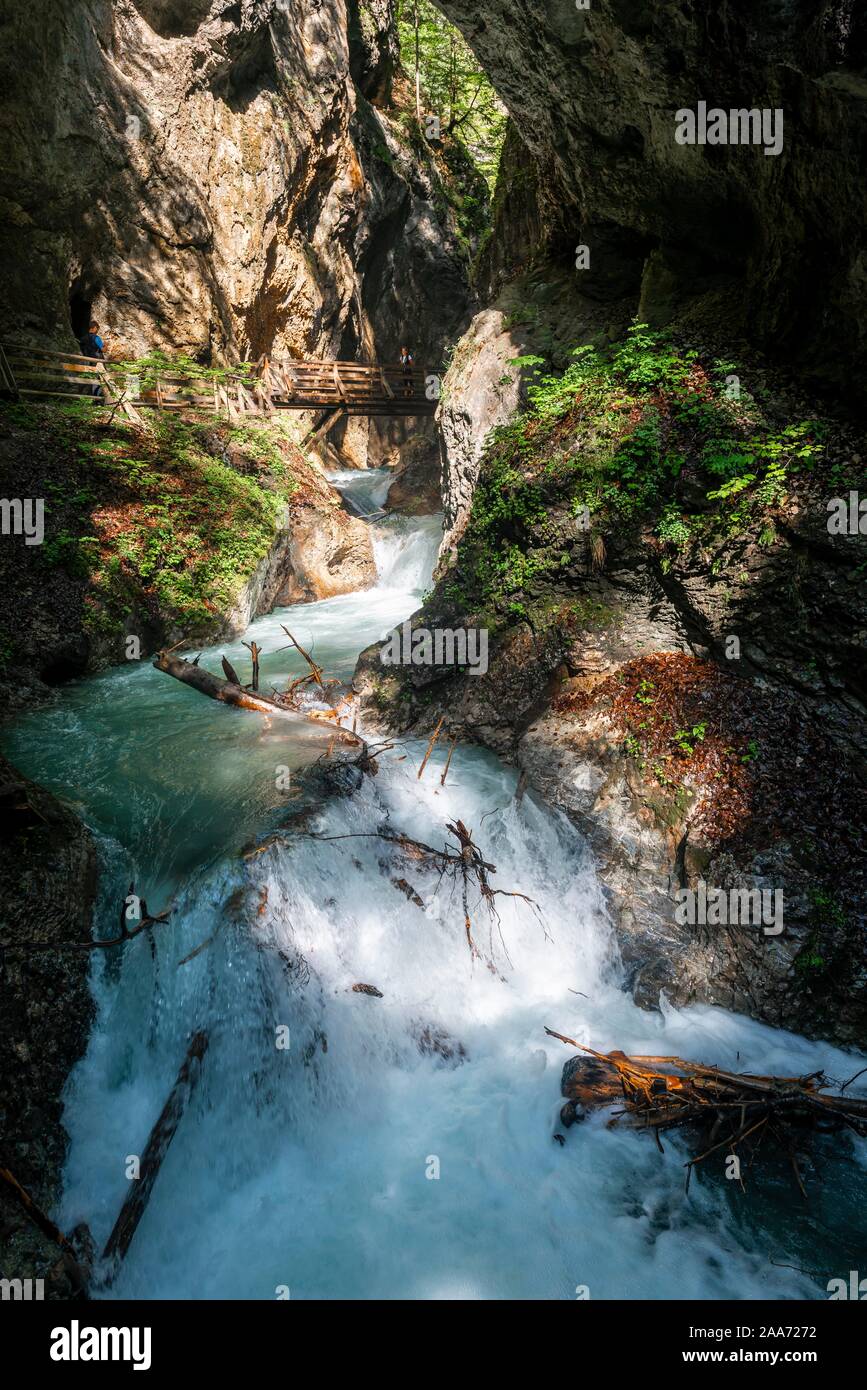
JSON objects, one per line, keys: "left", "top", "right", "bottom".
{"left": 300, "top": 406, "right": 346, "bottom": 450}
{"left": 97, "top": 362, "right": 143, "bottom": 425}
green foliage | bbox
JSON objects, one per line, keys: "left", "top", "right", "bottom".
{"left": 438, "top": 323, "right": 829, "bottom": 625}
{"left": 373, "top": 142, "right": 395, "bottom": 168}
{"left": 656, "top": 505, "right": 692, "bottom": 549}
{"left": 115, "top": 351, "right": 258, "bottom": 391}
{"left": 673, "top": 722, "right": 707, "bottom": 757}
{"left": 30, "top": 412, "right": 303, "bottom": 640}
{"left": 397, "top": 0, "right": 506, "bottom": 193}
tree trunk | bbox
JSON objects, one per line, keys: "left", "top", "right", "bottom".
{"left": 154, "top": 651, "right": 303, "bottom": 719}
{"left": 102, "top": 1032, "right": 209, "bottom": 1270}
{"left": 152, "top": 650, "right": 364, "bottom": 748}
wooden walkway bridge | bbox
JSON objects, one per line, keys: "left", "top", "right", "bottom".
{"left": 0, "top": 344, "right": 436, "bottom": 435}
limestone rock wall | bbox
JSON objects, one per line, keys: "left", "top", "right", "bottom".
{"left": 0, "top": 0, "right": 471, "bottom": 458}
{"left": 0, "top": 756, "right": 97, "bottom": 1296}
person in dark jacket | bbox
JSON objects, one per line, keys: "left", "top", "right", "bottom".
{"left": 399, "top": 345, "right": 414, "bottom": 397}
{"left": 79, "top": 321, "right": 106, "bottom": 359}
{"left": 78, "top": 321, "right": 107, "bottom": 397}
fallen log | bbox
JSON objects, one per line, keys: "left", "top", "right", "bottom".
{"left": 102, "top": 1031, "right": 209, "bottom": 1272}
{"left": 546, "top": 1033, "right": 867, "bottom": 1195}
{"left": 153, "top": 650, "right": 363, "bottom": 746}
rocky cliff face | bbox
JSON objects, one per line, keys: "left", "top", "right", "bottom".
{"left": 413, "top": 8, "right": 867, "bottom": 1045}
{"left": 0, "top": 755, "right": 97, "bottom": 1296}
{"left": 0, "top": 0, "right": 472, "bottom": 461}
{"left": 357, "top": 313, "right": 867, "bottom": 1045}
{"left": 436, "top": 0, "right": 867, "bottom": 403}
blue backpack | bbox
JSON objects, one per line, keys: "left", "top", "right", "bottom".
{"left": 79, "top": 332, "right": 103, "bottom": 359}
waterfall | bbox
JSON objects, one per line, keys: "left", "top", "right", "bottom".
{"left": 4, "top": 478, "right": 865, "bottom": 1300}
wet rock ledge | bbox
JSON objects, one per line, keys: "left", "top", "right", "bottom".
{"left": 0, "top": 754, "right": 96, "bottom": 1298}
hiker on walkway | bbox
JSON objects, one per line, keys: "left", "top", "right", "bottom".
{"left": 79, "top": 321, "right": 106, "bottom": 359}
{"left": 400, "top": 344, "right": 414, "bottom": 398}
{"left": 78, "top": 321, "right": 107, "bottom": 398}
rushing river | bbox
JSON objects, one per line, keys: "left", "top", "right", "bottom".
{"left": 4, "top": 470, "right": 866, "bottom": 1300}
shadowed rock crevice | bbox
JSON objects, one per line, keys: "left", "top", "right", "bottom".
{"left": 434, "top": 0, "right": 867, "bottom": 403}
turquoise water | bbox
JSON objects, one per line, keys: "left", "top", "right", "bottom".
{"left": 3, "top": 474, "right": 866, "bottom": 1300}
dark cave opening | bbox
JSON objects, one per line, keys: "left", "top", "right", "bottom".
{"left": 69, "top": 292, "right": 92, "bottom": 342}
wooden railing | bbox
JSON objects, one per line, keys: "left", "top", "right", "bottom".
{"left": 257, "top": 357, "right": 433, "bottom": 414}
{"left": 0, "top": 345, "right": 435, "bottom": 423}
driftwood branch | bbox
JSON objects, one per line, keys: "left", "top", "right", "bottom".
{"left": 242, "top": 641, "right": 262, "bottom": 692}
{"left": 547, "top": 1034, "right": 867, "bottom": 1195}
{"left": 0, "top": 1167, "right": 89, "bottom": 1291}
{"left": 1, "top": 883, "right": 170, "bottom": 954}
{"left": 439, "top": 736, "right": 458, "bottom": 788}
{"left": 102, "top": 1031, "right": 209, "bottom": 1274}
{"left": 279, "top": 626, "right": 324, "bottom": 687}
{"left": 417, "top": 715, "right": 445, "bottom": 780}
{"left": 303, "top": 817, "right": 544, "bottom": 968}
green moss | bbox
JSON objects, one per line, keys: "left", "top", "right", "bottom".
{"left": 6, "top": 404, "right": 307, "bottom": 644}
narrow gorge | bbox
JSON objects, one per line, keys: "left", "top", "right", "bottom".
{"left": 0, "top": 0, "right": 865, "bottom": 1325}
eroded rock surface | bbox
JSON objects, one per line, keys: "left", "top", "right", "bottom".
{"left": 0, "top": 0, "right": 472, "bottom": 465}
{"left": 436, "top": 0, "right": 867, "bottom": 402}
{"left": 385, "top": 434, "right": 441, "bottom": 516}
{"left": 357, "top": 312, "right": 867, "bottom": 1045}
{"left": 438, "top": 308, "right": 525, "bottom": 558}
{"left": 0, "top": 755, "right": 97, "bottom": 1297}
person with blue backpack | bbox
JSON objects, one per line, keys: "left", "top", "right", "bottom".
{"left": 79, "top": 320, "right": 106, "bottom": 359}
{"left": 78, "top": 320, "right": 108, "bottom": 397}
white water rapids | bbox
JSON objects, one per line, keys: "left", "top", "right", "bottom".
{"left": 5, "top": 471, "right": 865, "bottom": 1300}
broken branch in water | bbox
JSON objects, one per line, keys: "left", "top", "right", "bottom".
{"left": 153, "top": 648, "right": 363, "bottom": 747}
{"left": 1, "top": 883, "right": 170, "bottom": 954}
{"left": 279, "top": 625, "right": 324, "bottom": 688}
{"left": 439, "top": 735, "right": 458, "bottom": 789}
{"left": 102, "top": 1031, "right": 209, "bottom": 1276}
{"left": 301, "top": 817, "right": 545, "bottom": 969}
{"left": 242, "top": 641, "right": 262, "bottom": 691}
{"left": 545, "top": 1034, "right": 867, "bottom": 1195}
{"left": 0, "top": 1166, "right": 90, "bottom": 1292}
{"left": 417, "top": 715, "right": 445, "bottom": 780}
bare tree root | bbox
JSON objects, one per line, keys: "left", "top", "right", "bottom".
{"left": 302, "top": 817, "right": 546, "bottom": 970}
{"left": 546, "top": 1033, "right": 867, "bottom": 1196}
